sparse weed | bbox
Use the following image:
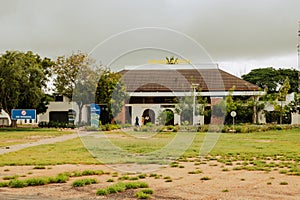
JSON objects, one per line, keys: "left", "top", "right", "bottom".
{"left": 72, "top": 178, "right": 97, "bottom": 187}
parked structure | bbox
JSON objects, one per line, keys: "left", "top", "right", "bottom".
{"left": 38, "top": 95, "right": 89, "bottom": 125}
{"left": 116, "top": 64, "right": 264, "bottom": 125}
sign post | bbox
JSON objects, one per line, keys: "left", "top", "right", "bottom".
{"left": 230, "top": 111, "right": 237, "bottom": 132}
{"left": 90, "top": 104, "right": 101, "bottom": 128}
{"left": 12, "top": 109, "right": 36, "bottom": 120}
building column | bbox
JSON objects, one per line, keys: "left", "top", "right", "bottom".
{"left": 210, "top": 97, "right": 225, "bottom": 125}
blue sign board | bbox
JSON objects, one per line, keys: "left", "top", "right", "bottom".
{"left": 90, "top": 104, "right": 100, "bottom": 128}
{"left": 12, "top": 109, "right": 36, "bottom": 120}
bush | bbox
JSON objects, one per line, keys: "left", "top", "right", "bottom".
{"left": 95, "top": 181, "right": 149, "bottom": 196}
{"left": 200, "top": 176, "right": 211, "bottom": 180}
{"left": 3, "top": 175, "right": 19, "bottom": 180}
{"left": 72, "top": 178, "right": 97, "bottom": 187}
{"left": 0, "top": 182, "right": 9, "bottom": 187}
{"left": 25, "top": 177, "right": 49, "bottom": 186}
{"left": 140, "top": 189, "right": 154, "bottom": 194}
{"left": 136, "top": 191, "right": 151, "bottom": 199}
{"left": 33, "top": 166, "right": 46, "bottom": 170}
{"left": 215, "top": 124, "right": 299, "bottom": 133}
{"left": 38, "top": 121, "right": 75, "bottom": 129}
{"left": 54, "top": 174, "right": 69, "bottom": 183}
{"left": 9, "top": 179, "right": 27, "bottom": 188}
{"left": 158, "top": 125, "right": 178, "bottom": 132}
{"left": 96, "top": 188, "right": 109, "bottom": 195}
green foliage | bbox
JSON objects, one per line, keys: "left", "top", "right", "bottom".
{"left": 157, "top": 110, "right": 174, "bottom": 125}
{"left": 25, "top": 177, "right": 49, "bottom": 186}
{"left": 280, "top": 181, "right": 288, "bottom": 185}
{"left": 200, "top": 176, "right": 211, "bottom": 180}
{"left": 175, "top": 92, "right": 208, "bottom": 125}
{"left": 288, "top": 93, "right": 300, "bottom": 113}
{"left": 9, "top": 179, "right": 27, "bottom": 188}
{"left": 274, "top": 77, "right": 291, "bottom": 124}
{"left": 188, "top": 170, "right": 202, "bottom": 174}
{"left": 33, "top": 165, "right": 46, "bottom": 169}
{"left": 52, "top": 52, "right": 99, "bottom": 123}
{"left": 0, "top": 182, "right": 9, "bottom": 187}
{"left": 72, "top": 178, "right": 97, "bottom": 187}
{"left": 96, "top": 181, "right": 149, "bottom": 196}
{"left": 136, "top": 191, "right": 151, "bottom": 199}
{"left": 157, "top": 125, "right": 178, "bottom": 132}
{"left": 96, "top": 188, "right": 109, "bottom": 195}
{"left": 38, "top": 121, "right": 76, "bottom": 129}
{"left": 95, "top": 69, "right": 127, "bottom": 124}
{"left": 2, "top": 175, "right": 19, "bottom": 180}
{"left": 53, "top": 174, "right": 69, "bottom": 183}
{"left": 140, "top": 188, "right": 154, "bottom": 194}
{"left": 211, "top": 100, "right": 226, "bottom": 117}
{"left": 242, "top": 67, "right": 298, "bottom": 93}
{"left": 0, "top": 51, "right": 54, "bottom": 117}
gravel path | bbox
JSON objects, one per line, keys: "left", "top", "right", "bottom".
{"left": 0, "top": 131, "right": 91, "bottom": 155}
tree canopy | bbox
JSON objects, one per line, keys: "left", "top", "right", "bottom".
{"left": 95, "top": 69, "right": 127, "bottom": 124}
{"left": 242, "top": 67, "right": 299, "bottom": 94}
{"left": 0, "top": 51, "right": 53, "bottom": 116}
{"left": 52, "top": 52, "right": 99, "bottom": 124}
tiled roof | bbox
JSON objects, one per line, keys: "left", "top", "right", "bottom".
{"left": 118, "top": 68, "right": 261, "bottom": 92}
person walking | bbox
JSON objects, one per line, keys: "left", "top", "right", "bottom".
{"left": 135, "top": 116, "right": 139, "bottom": 127}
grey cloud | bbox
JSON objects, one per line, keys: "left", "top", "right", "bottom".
{"left": 0, "top": 0, "right": 299, "bottom": 68}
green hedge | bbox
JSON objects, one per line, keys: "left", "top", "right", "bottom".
{"left": 38, "top": 121, "right": 75, "bottom": 129}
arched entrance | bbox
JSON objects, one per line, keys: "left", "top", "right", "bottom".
{"left": 142, "top": 109, "right": 155, "bottom": 125}
{"left": 163, "top": 109, "right": 174, "bottom": 125}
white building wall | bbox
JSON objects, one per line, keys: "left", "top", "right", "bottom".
{"left": 127, "top": 103, "right": 204, "bottom": 126}
{"left": 0, "top": 110, "right": 11, "bottom": 126}
{"left": 38, "top": 101, "right": 89, "bottom": 124}
{"left": 291, "top": 112, "right": 300, "bottom": 125}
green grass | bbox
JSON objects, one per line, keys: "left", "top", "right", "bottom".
{"left": 188, "top": 170, "right": 202, "bottom": 174}
{"left": 0, "top": 169, "right": 107, "bottom": 189}
{"left": 136, "top": 190, "right": 152, "bottom": 199}
{"left": 0, "top": 138, "right": 99, "bottom": 166}
{"left": 96, "top": 181, "right": 149, "bottom": 196}
{"left": 280, "top": 181, "right": 288, "bottom": 185}
{"left": 0, "top": 128, "right": 299, "bottom": 167}
{"left": 200, "top": 176, "right": 211, "bottom": 180}
{"left": 2, "top": 175, "right": 19, "bottom": 180}
{"left": 0, "top": 128, "right": 73, "bottom": 147}
{"left": 72, "top": 178, "right": 97, "bottom": 187}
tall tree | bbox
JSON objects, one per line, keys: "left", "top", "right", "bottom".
{"left": 0, "top": 51, "right": 53, "bottom": 126}
{"left": 274, "top": 77, "right": 291, "bottom": 124}
{"left": 53, "top": 52, "right": 99, "bottom": 124}
{"left": 175, "top": 89, "right": 208, "bottom": 125}
{"left": 95, "top": 69, "right": 127, "bottom": 124}
{"left": 242, "top": 67, "right": 298, "bottom": 93}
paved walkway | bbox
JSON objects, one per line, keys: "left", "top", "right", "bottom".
{"left": 0, "top": 132, "right": 90, "bottom": 155}
{"left": 0, "top": 128, "right": 134, "bottom": 155}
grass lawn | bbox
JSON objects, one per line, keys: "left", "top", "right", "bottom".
{"left": 0, "top": 128, "right": 74, "bottom": 147}
{"left": 0, "top": 128, "right": 299, "bottom": 166}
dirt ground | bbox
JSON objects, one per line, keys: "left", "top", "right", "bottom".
{"left": 0, "top": 160, "right": 299, "bottom": 200}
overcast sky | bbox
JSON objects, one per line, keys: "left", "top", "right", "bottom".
{"left": 1, "top": 0, "right": 300, "bottom": 76}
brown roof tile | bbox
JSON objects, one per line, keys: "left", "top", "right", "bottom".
{"left": 118, "top": 68, "right": 261, "bottom": 92}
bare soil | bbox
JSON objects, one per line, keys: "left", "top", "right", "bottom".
{"left": 0, "top": 160, "right": 299, "bottom": 200}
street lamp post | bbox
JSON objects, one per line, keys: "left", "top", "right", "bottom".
{"left": 192, "top": 83, "right": 199, "bottom": 126}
